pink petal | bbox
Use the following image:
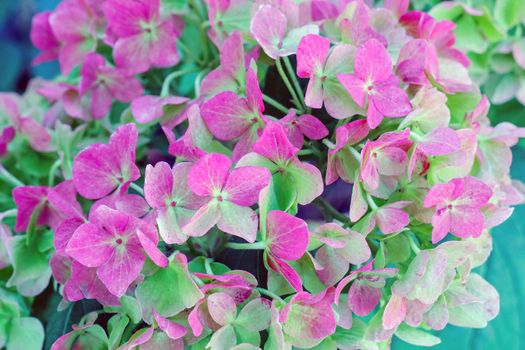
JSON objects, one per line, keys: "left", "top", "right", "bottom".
{"left": 187, "top": 153, "right": 231, "bottom": 197}
{"left": 97, "top": 243, "right": 145, "bottom": 297}
{"left": 102, "top": 0, "right": 155, "bottom": 38}
{"left": 383, "top": 294, "right": 407, "bottom": 330}
{"left": 450, "top": 206, "right": 485, "bottom": 239}
{"left": 66, "top": 223, "right": 114, "bottom": 267}
{"left": 355, "top": 39, "right": 392, "bottom": 82}
{"left": 297, "top": 114, "right": 329, "bottom": 140}
{"left": 304, "top": 75, "right": 324, "bottom": 108}
{"left": 246, "top": 66, "right": 264, "bottom": 114}
{"left": 418, "top": 128, "right": 461, "bottom": 156}
{"left": 136, "top": 228, "right": 168, "bottom": 268}
{"left": 348, "top": 281, "right": 381, "bottom": 316}
{"left": 250, "top": 5, "right": 287, "bottom": 59}
{"left": 13, "top": 186, "right": 48, "bottom": 232}
{"left": 217, "top": 202, "right": 258, "bottom": 243}
{"left": 371, "top": 85, "right": 412, "bottom": 118}
{"left": 182, "top": 202, "right": 221, "bottom": 237}
{"left": 268, "top": 255, "right": 303, "bottom": 292}
{"left": 376, "top": 146, "right": 408, "bottom": 176}
{"left": 253, "top": 123, "right": 299, "bottom": 162}
{"left": 423, "top": 181, "right": 456, "bottom": 208}
{"left": 201, "top": 91, "right": 252, "bottom": 140}
{"left": 144, "top": 162, "right": 173, "bottom": 209}
{"left": 431, "top": 209, "right": 451, "bottom": 244}
{"left": 131, "top": 95, "right": 188, "bottom": 124}
{"left": 153, "top": 310, "right": 187, "bottom": 340}
{"left": 223, "top": 166, "right": 271, "bottom": 206}
{"left": 296, "top": 34, "right": 330, "bottom": 78}
{"left": 267, "top": 210, "right": 309, "bottom": 261}
{"left": 337, "top": 73, "right": 366, "bottom": 107}
{"left": 366, "top": 98, "right": 385, "bottom": 129}
{"left": 375, "top": 206, "right": 410, "bottom": 234}
{"left": 207, "top": 292, "right": 238, "bottom": 326}
{"left": 147, "top": 20, "right": 180, "bottom": 69}
{"left": 456, "top": 176, "right": 492, "bottom": 207}
{"left": 54, "top": 218, "right": 84, "bottom": 257}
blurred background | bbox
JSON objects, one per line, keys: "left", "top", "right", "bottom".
{"left": 1, "top": 0, "right": 524, "bottom": 349}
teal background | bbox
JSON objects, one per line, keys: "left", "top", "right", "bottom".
{"left": 1, "top": 1, "right": 524, "bottom": 349}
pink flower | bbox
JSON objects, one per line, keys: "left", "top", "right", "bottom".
{"left": 66, "top": 205, "right": 168, "bottom": 297}
{"left": 360, "top": 129, "right": 413, "bottom": 193}
{"left": 359, "top": 201, "right": 412, "bottom": 234}
{"left": 264, "top": 210, "right": 309, "bottom": 291}
{"left": 250, "top": 4, "right": 318, "bottom": 59}
{"left": 30, "top": 12, "right": 60, "bottom": 65}
{"left": 72, "top": 123, "right": 140, "bottom": 200}
{"left": 295, "top": 34, "right": 361, "bottom": 118}
{"left": 201, "top": 31, "right": 247, "bottom": 97}
{"left": 276, "top": 110, "right": 328, "bottom": 148}
{"left": 280, "top": 288, "right": 336, "bottom": 347}
{"left": 47, "top": 0, "right": 103, "bottom": 74}
{"left": 102, "top": 0, "right": 182, "bottom": 74}
{"left": 201, "top": 66, "right": 266, "bottom": 161}
{"left": 238, "top": 123, "right": 323, "bottom": 205}
{"left": 144, "top": 161, "right": 205, "bottom": 244}
{"left": 337, "top": 39, "right": 412, "bottom": 129}
{"left": 423, "top": 176, "right": 492, "bottom": 243}
{"left": 335, "top": 260, "right": 398, "bottom": 317}
{"left": 131, "top": 95, "right": 188, "bottom": 124}
{"left": 80, "top": 53, "right": 144, "bottom": 119}
{"left": 326, "top": 119, "right": 369, "bottom": 185}
{"left": 183, "top": 153, "right": 271, "bottom": 242}
{"left": 13, "top": 180, "right": 84, "bottom": 233}
{"left": 338, "top": 1, "right": 386, "bottom": 47}
{"left": 0, "top": 126, "right": 15, "bottom": 158}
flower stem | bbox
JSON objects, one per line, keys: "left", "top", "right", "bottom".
{"left": 322, "top": 139, "right": 336, "bottom": 149}
{"left": 256, "top": 287, "right": 284, "bottom": 303}
{"left": 366, "top": 193, "right": 379, "bottom": 211}
{"left": 129, "top": 182, "right": 144, "bottom": 196}
{"left": 161, "top": 68, "right": 199, "bottom": 97}
{"left": 0, "top": 208, "right": 17, "bottom": 221}
{"left": 262, "top": 94, "right": 289, "bottom": 114}
{"left": 314, "top": 197, "right": 350, "bottom": 225}
{"left": 204, "top": 258, "right": 214, "bottom": 274}
{"left": 283, "top": 56, "right": 306, "bottom": 110}
{"left": 276, "top": 59, "right": 303, "bottom": 112}
{"left": 48, "top": 158, "right": 62, "bottom": 187}
{"left": 0, "top": 165, "right": 24, "bottom": 187}
{"left": 224, "top": 241, "right": 267, "bottom": 250}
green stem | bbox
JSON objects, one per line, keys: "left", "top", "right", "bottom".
{"left": 322, "top": 139, "right": 336, "bottom": 149}
{"left": 408, "top": 233, "right": 421, "bottom": 254}
{"left": 262, "top": 94, "right": 289, "bottom": 114}
{"left": 204, "top": 258, "right": 214, "bottom": 275}
{"left": 26, "top": 201, "right": 45, "bottom": 245}
{"left": 161, "top": 68, "right": 199, "bottom": 97}
{"left": 276, "top": 59, "right": 303, "bottom": 111}
{"left": 283, "top": 56, "right": 306, "bottom": 109}
{"left": 178, "top": 40, "right": 203, "bottom": 66}
{"left": 48, "top": 158, "right": 62, "bottom": 187}
{"left": 129, "top": 182, "right": 144, "bottom": 196}
{"left": 366, "top": 193, "right": 379, "bottom": 211}
{"left": 256, "top": 287, "right": 284, "bottom": 303}
{"left": 349, "top": 146, "right": 362, "bottom": 161}
{"left": 313, "top": 197, "right": 350, "bottom": 225}
{"left": 224, "top": 241, "right": 267, "bottom": 250}
{"left": 297, "top": 149, "right": 313, "bottom": 156}
{"left": 0, "top": 165, "right": 24, "bottom": 187}
{"left": 192, "top": 274, "right": 205, "bottom": 287}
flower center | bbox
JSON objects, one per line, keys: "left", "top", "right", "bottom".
{"left": 170, "top": 200, "right": 177, "bottom": 207}
{"left": 115, "top": 238, "right": 123, "bottom": 245}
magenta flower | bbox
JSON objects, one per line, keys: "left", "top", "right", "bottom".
{"left": 47, "top": 0, "right": 103, "bottom": 74}
{"left": 72, "top": 123, "right": 140, "bottom": 200}
{"left": 338, "top": 1, "right": 386, "bottom": 47}
{"left": 296, "top": 34, "right": 362, "bottom": 118}
{"left": 183, "top": 153, "right": 271, "bottom": 242}
{"left": 201, "top": 66, "right": 266, "bottom": 161}
{"left": 280, "top": 288, "right": 336, "bottom": 348}
{"left": 238, "top": 123, "right": 323, "bottom": 205}
{"left": 250, "top": 4, "right": 318, "bottom": 59}
{"left": 103, "top": 0, "right": 182, "bottom": 74}
{"left": 423, "top": 176, "right": 492, "bottom": 243}
{"left": 277, "top": 110, "right": 328, "bottom": 148}
{"left": 30, "top": 12, "right": 59, "bottom": 65}
{"left": 201, "top": 31, "right": 247, "bottom": 97}
{"left": 80, "top": 53, "right": 144, "bottom": 119}
{"left": 66, "top": 205, "right": 168, "bottom": 297}
{"left": 337, "top": 39, "right": 412, "bottom": 129}
{"left": 13, "top": 180, "right": 84, "bottom": 233}
{"left": 359, "top": 201, "right": 411, "bottom": 234}
{"left": 131, "top": 95, "right": 188, "bottom": 124}
{"left": 326, "top": 119, "right": 369, "bottom": 185}
{"left": 360, "top": 129, "right": 413, "bottom": 193}
{"left": 0, "top": 126, "right": 15, "bottom": 158}
{"left": 144, "top": 161, "right": 205, "bottom": 244}
{"left": 335, "top": 260, "right": 398, "bottom": 317}
{"left": 264, "top": 210, "right": 309, "bottom": 291}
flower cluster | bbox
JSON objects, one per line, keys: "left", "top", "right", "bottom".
{"left": 0, "top": 0, "right": 524, "bottom": 349}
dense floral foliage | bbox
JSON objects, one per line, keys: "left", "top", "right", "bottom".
{"left": 0, "top": 0, "right": 524, "bottom": 349}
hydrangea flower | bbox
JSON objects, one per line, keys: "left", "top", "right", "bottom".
{"left": 72, "top": 123, "right": 140, "bottom": 200}
{"left": 66, "top": 205, "right": 167, "bottom": 297}
{"left": 184, "top": 153, "right": 271, "bottom": 242}
{"left": 102, "top": 0, "right": 182, "bottom": 74}
{"left": 338, "top": 39, "right": 412, "bottom": 129}
{"left": 424, "top": 176, "right": 493, "bottom": 243}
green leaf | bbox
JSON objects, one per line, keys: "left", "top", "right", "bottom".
{"left": 395, "top": 323, "right": 441, "bottom": 347}
{"left": 6, "top": 232, "right": 52, "bottom": 297}
{"left": 289, "top": 254, "right": 325, "bottom": 294}
{"left": 494, "top": 0, "right": 521, "bottom": 29}
{"left": 119, "top": 296, "right": 142, "bottom": 324}
{"left": 6, "top": 317, "right": 44, "bottom": 350}
{"left": 384, "top": 234, "right": 411, "bottom": 264}
{"left": 235, "top": 299, "right": 272, "bottom": 332}
{"left": 136, "top": 253, "right": 204, "bottom": 317}
{"left": 188, "top": 256, "right": 230, "bottom": 275}
{"left": 108, "top": 314, "right": 129, "bottom": 349}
